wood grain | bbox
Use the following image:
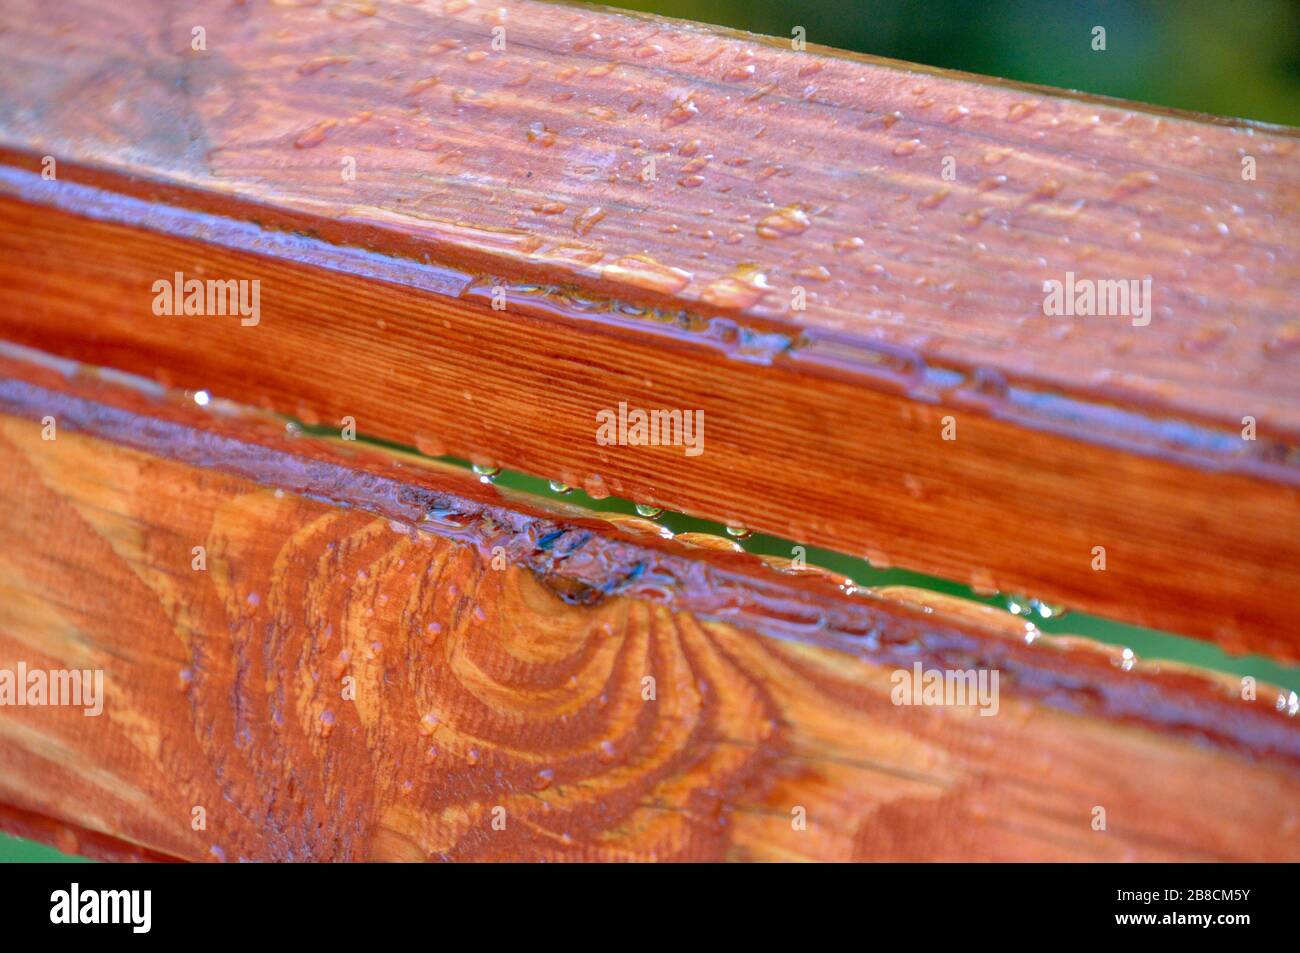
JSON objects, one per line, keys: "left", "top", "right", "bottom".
{"left": 0, "top": 354, "right": 1297, "bottom": 861}
{"left": 0, "top": 0, "right": 1296, "bottom": 651}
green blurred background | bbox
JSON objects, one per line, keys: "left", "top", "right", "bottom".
{"left": 2, "top": 0, "right": 1296, "bottom": 862}
{"left": 614, "top": 0, "right": 1300, "bottom": 125}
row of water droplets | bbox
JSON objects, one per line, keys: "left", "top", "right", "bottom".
{"left": 466, "top": 458, "right": 1300, "bottom": 706}
{"left": 272, "top": 412, "right": 1300, "bottom": 702}
{"left": 469, "top": 455, "right": 1083, "bottom": 632}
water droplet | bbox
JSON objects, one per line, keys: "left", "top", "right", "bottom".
{"left": 415, "top": 434, "right": 446, "bottom": 457}
{"left": 864, "top": 548, "right": 893, "bottom": 569}
{"left": 794, "top": 264, "right": 831, "bottom": 282}
{"left": 1032, "top": 599, "right": 1065, "bottom": 620}
{"left": 1034, "top": 179, "right": 1063, "bottom": 198}
{"left": 451, "top": 87, "right": 497, "bottom": 109}
{"left": 549, "top": 480, "right": 572, "bottom": 494}
{"left": 891, "top": 139, "right": 921, "bottom": 157}
{"left": 724, "top": 525, "right": 751, "bottom": 539}
{"left": 1112, "top": 170, "right": 1159, "bottom": 198}
{"left": 675, "top": 532, "right": 742, "bottom": 552}
{"left": 584, "top": 474, "right": 609, "bottom": 499}
{"left": 634, "top": 503, "right": 663, "bottom": 519}
{"left": 756, "top": 204, "right": 810, "bottom": 239}
{"left": 319, "top": 710, "right": 337, "bottom": 737}
{"left": 419, "top": 713, "right": 440, "bottom": 736}
{"left": 1007, "top": 101, "right": 1038, "bottom": 122}
{"left": 472, "top": 463, "right": 500, "bottom": 481}
{"left": 294, "top": 119, "right": 338, "bottom": 149}
{"left": 1001, "top": 594, "right": 1031, "bottom": 616}
{"left": 602, "top": 256, "right": 692, "bottom": 294}
{"left": 699, "top": 264, "right": 771, "bottom": 308}
{"left": 663, "top": 95, "right": 699, "bottom": 129}
{"left": 536, "top": 244, "right": 602, "bottom": 267}
{"left": 572, "top": 204, "right": 605, "bottom": 232}
{"left": 298, "top": 54, "right": 353, "bottom": 76}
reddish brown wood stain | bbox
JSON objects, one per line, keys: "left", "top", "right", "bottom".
{"left": 0, "top": 353, "right": 1297, "bottom": 861}
{"left": 0, "top": 0, "right": 1296, "bottom": 423}
{"left": 0, "top": 0, "right": 1298, "bottom": 861}
{"left": 0, "top": 1, "right": 1296, "bottom": 652}
{"left": 0, "top": 190, "right": 1296, "bottom": 656}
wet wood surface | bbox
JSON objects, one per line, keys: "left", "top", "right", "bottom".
{"left": 0, "top": 351, "right": 1297, "bottom": 862}
{"left": 0, "top": 0, "right": 1296, "bottom": 652}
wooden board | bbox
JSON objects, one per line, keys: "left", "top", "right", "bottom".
{"left": 0, "top": 351, "right": 1296, "bottom": 861}
{"left": 0, "top": 0, "right": 1296, "bottom": 654}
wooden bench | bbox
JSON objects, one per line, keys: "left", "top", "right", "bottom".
{"left": 0, "top": 0, "right": 1296, "bottom": 861}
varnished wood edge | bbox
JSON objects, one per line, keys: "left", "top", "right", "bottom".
{"left": 2, "top": 346, "right": 1296, "bottom": 765}
{"left": 1, "top": 156, "right": 1296, "bottom": 479}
